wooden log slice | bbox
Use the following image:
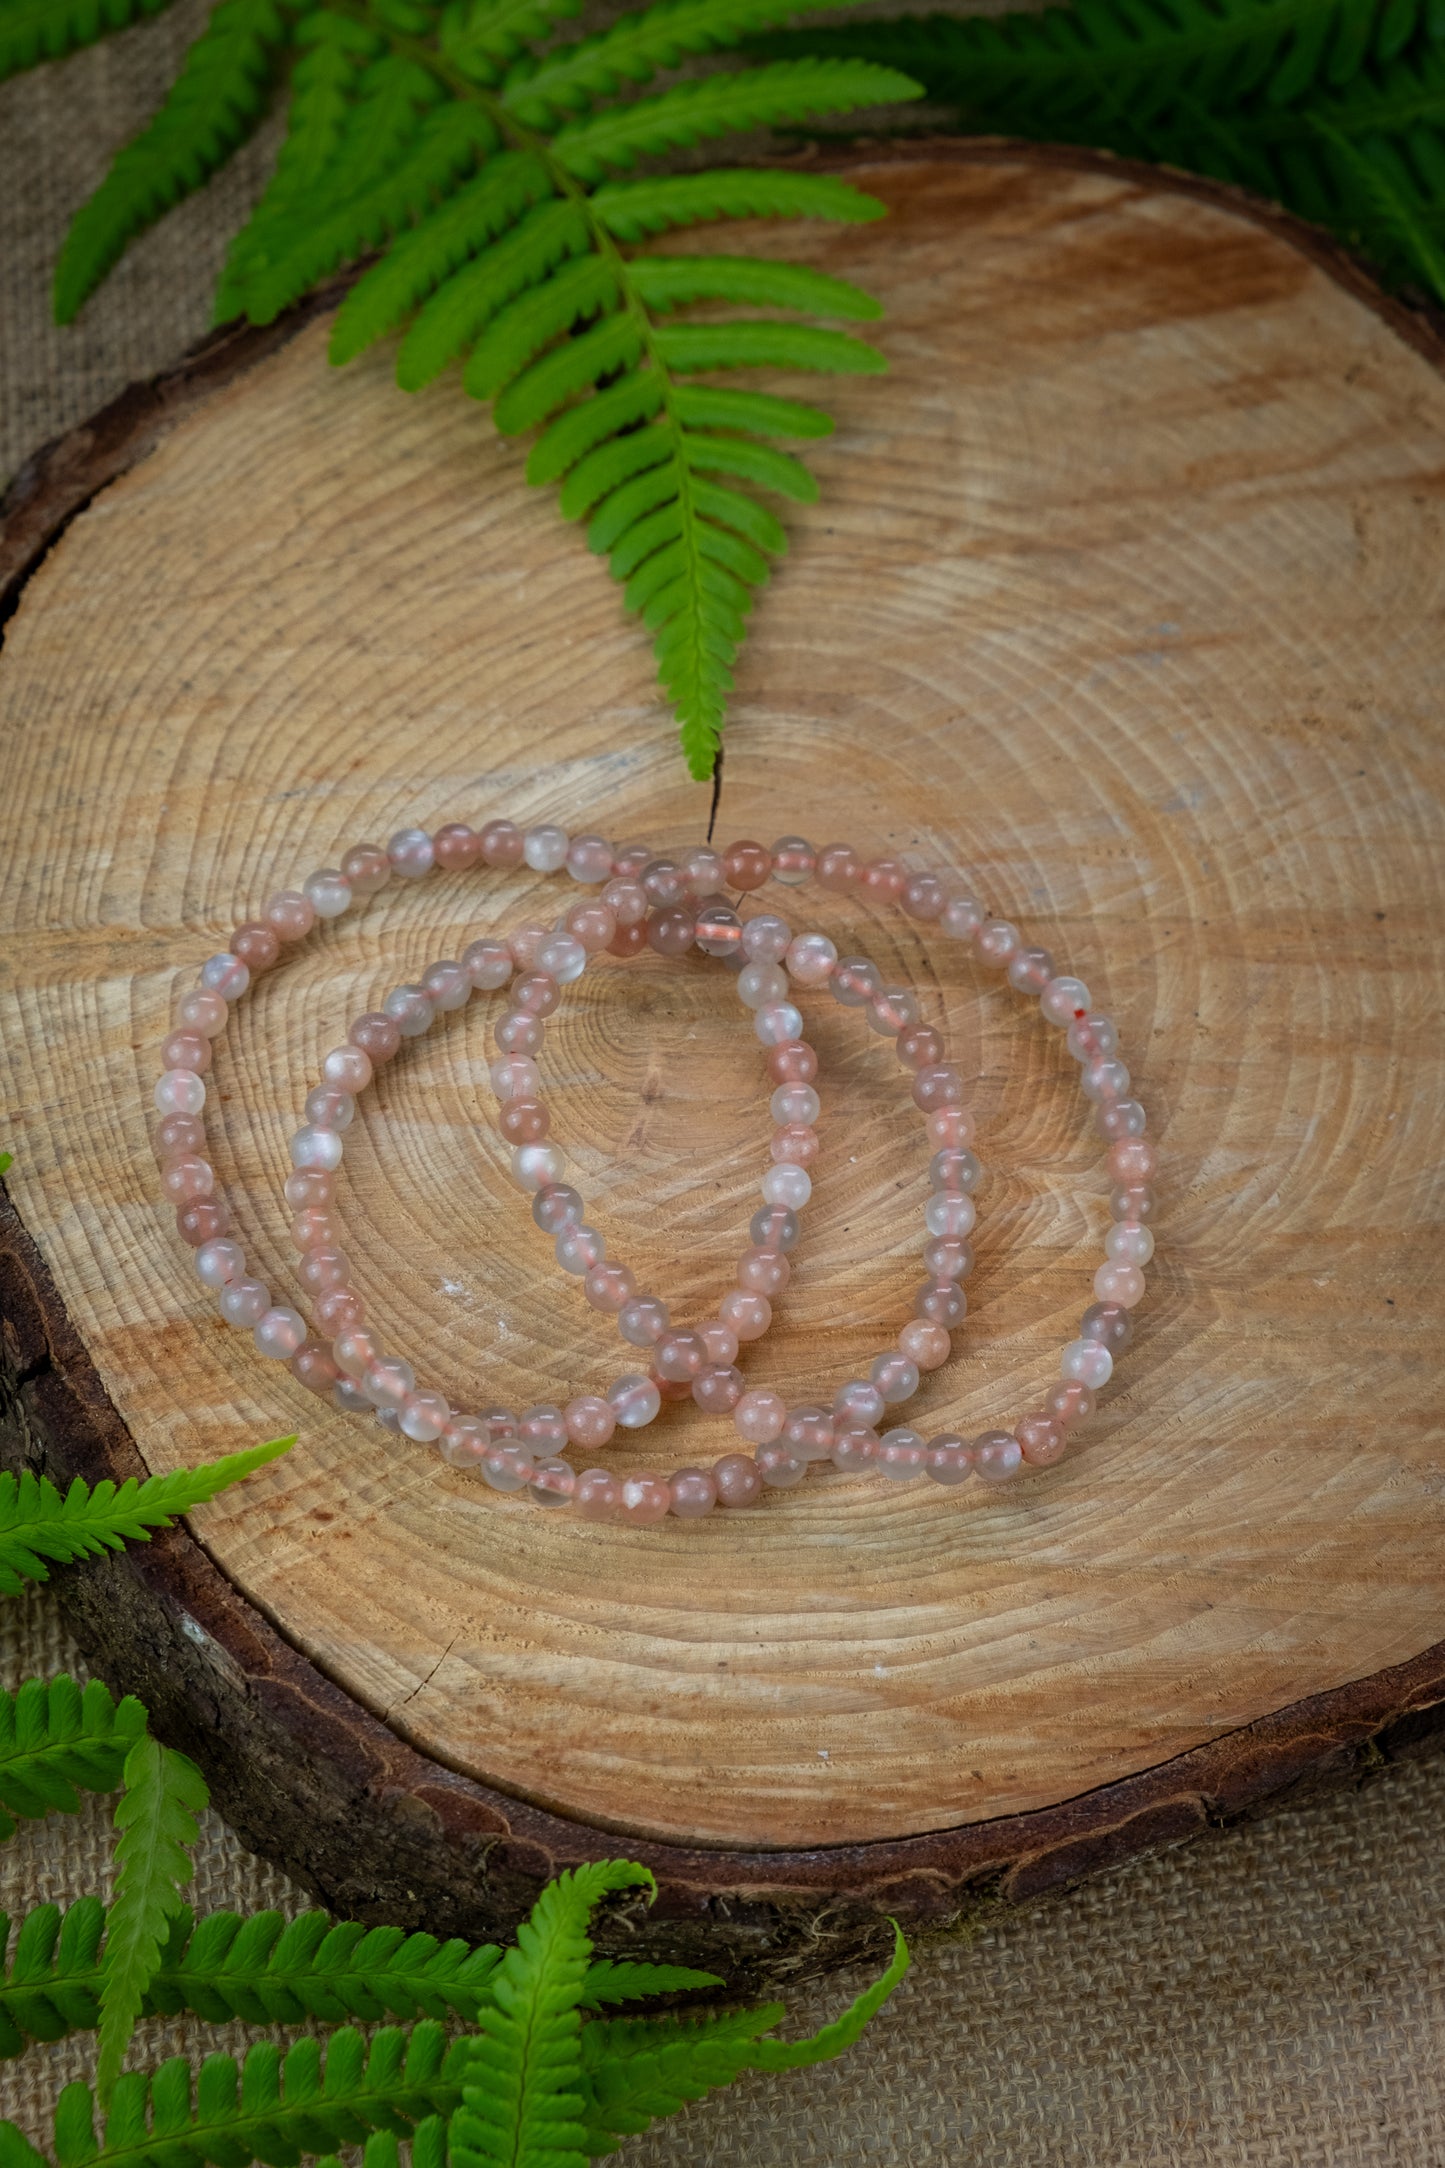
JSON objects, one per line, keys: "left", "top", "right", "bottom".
{"left": 2, "top": 146, "right": 1444, "bottom": 1982}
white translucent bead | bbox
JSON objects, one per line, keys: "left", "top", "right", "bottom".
{"left": 1061, "top": 1338, "right": 1113, "bottom": 1388}
{"left": 254, "top": 1306, "right": 306, "bottom": 1360}
{"left": 523, "top": 823, "right": 569, "bottom": 873}
{"left": 401, "top": 1390, "right": 451, "bottom": 1442}
{"left": 1040, "top": 976, "right": 1089, "bottom": 1028}
{"left": 322, "top": 1044, "right": 372, "bottom": 1093}
{"left": 512, "top": 1142, "right": 565, "bottom": 1191}
{"left": 737, "top": 961, "right": 788, "bottom": 1009}
{"left": 608, "top": 1374, "right": 661, "bottom": 1429}
{"left": 364, "top": 1357, "right": 415, "bottom": 1409}
{"left": 200, "top": 953, "right": 250, "bottom": 1000}
{"left": 1081, "top": 1057, "right": 1131, "bottom": 1103}
{"left": 770, "top": 1083, "right": 820, "bottom": 1126}
{"left": 741, "top": 914, "right": 791, "bottom": 964}
{"left": 154, "top": 1069, "right": 205, "bottom": 1116}
{"left": 490, "top": 1054, "right": 540, "bottom": 1099}
{"left": 556, "top": 1223, "right": 604, "bottom": 1274}
{"left": 195, "top": 1239, "right": 245, "bottom": 1288}
{"left": 219, "top": 1277, "right": 271, "bottom": 1328}
{"left": 536, "top": 934, "right": 586, "bottom": 984}
{"left": 762, "top": 1163, "right": 811, "bottom": 1210}
{"left": 464, "top": 940, "right": 513, "bottom": 990}
{"left": 304, "top": 869, "right": 352, "bottom": 919}
{"left": 924, "top": 1193, "right": 976, "bottom": 1239}
{"left": 755, "top": 1002, "right": 803, "bottom": 1046}
{"left": 1105, "top": 1221, "right": 1155, "bottom": 1266}
{"left": 290, "top": 1125, "right": 343, "bottom": 1172}
{"left": 785, "top": 933, "right": 837, "bottom": 986}
{"left": 388, "top": 828, "right": 435, "bottom": 878}
{"left": 422, "top": 961, "right": 471, "bottom": 1012}
{"left": 939, "top": 894, "right": 984, "bottom": 941}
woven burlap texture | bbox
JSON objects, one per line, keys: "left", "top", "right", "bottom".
{"left": 4, "top": 10, "right": 1445, "bottom": 2163}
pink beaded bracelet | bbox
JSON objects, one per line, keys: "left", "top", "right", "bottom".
{"left": 152, "top": 820, "right": 1158, "bottom": 1523}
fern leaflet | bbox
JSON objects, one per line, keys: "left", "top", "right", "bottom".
{"left": 0, "top": 1679, "right": 147, "bottom": 1841}
{"left": 95, "top": 1737, "right": 208, "bottom": 2106}
{"left": 0, "top": 0, "right": 177, "bottom": 84}
{"left": 0, "top": 1438, "right": 293, "bottom": 1597}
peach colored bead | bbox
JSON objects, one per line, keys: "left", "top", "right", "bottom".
{"left": 340, "top": 844, "right": 390, "bottom": 894}
{"left": 299, "top": 1245, "right": 349, "bottom": 1291}
{"left": 782, "top": 1406, "right": 834, "bottom": 1460}
{"left": 322, "top": 1044, "right": 372, "bottom": 1093}
{"left": 975, "top": 919, "right": 1022, "bottom": 966}
{"left": 495, "top": 1012, "right": 544, "bottom": 1057}
{"left": 177, "top": 1198, "right": 229, "bottom": 1245}
{"left": 333, "top": 1328, "right": 381, "bottom": 1381}
{"left": 1094, "top": 1261, "right": 1146, "bottom": 1306}
{"left": 924, "top": 1434, "right": 972, "bottom": 1484}
{"left": 719, "top": 1288, "right": 770, "bottom": 1341}
{"left": 770, "top": 1123, "right": 818, "bottom": 1167}
{"left": 315, "top": 1287, "right": 366, "bottom": 1335}
{"left": 565, "top": 1395, "right": 616, "bottom": 1449}
{"left": 713, "top": 1453, "right": 763, "bottom": 1506}
{"left": 654, "top": 1329, "right": 706, "bottom": 1381}
{"left": 575, "top": 1469, "right": 622, "bottom": 1519}
{"left": 1007, "top": 945, "right": 1055, "bottom": 995}
{"left": 1017, "top": 1414, "right": 1066, "bottom": 1466}
{"left": 768, "top": 1041, "right": 818, "bottom": 1085}
{"left": 609, "top": 920, "right": 647, "bottom": 958}
{"left": 693, "top": 1365, "right": 744, "bottom": 1413}
{"left": 700, "top": 1320, "right": 740, "bottom": 1366}
{"left": 160, "top": 1031, "right": 211, "bottom": 1074}
{"left": 913, "top": 1063, "right": 964, "bottom": 1111}
{"left": 512, "top": 971, "right": 560, "bottom": 1017}
{"left": 507, "top": 922, "right": 549, "bottom": 970}
{"left": 621, "top": 1474, "right": 671, "bottom": 1524}
{"left": 233, "top": 922, "right": 281, "bottom": 973}
{"left": 975, "top": 1431, "right": 1023, "bottom": 1482}
{"left": 902, "top": 871, "right": 947, "bottom": 921}
{"left": 155, "top": 1069, "right": 205, "bottom": 1116}
{"left": 926, "top": 1105, "right": 977, "bottom": 1149}
{"left": 350, "top": 1012, "right": 403, "bottom": 1064}
{"left": 723, "top": 839, "right": 771, "bottom": 890}
{"left": 737, "top": 1246, "right": 789, "bottom": 1296}
{"left": 156, "top": 1113, "right": 206, "bottom": 1159}
{"left": 816, "top": 842, "right": 860, "bottom": 891}
{"left": 161, "top": 1155, "right": 214, "bottom": 1203}
{"left": 734, "top": 1389, "right": 787, "bottom": 1444}
{"left": 291, "top": 1208, "right": 336, "bottom": 1249}
{"left": 265, "top": 890, "right": 316, "bottom": 942}
{"left": 480, "top": 818, "right": 524, "bottom": 866}
{"left": 1108, "top": 1137, "right": 1157, "bottom": 1184}
{"left": 897, "top": 1026, "right": 944, "bottom": 1072}
{"left": 291, "top": 1344, "right": 342, "bottom": 1395}
{"left": 500, "top": 1098, "right": 550, "bottom": 1144}
{"left": 602, "top": 876, "right": 648, "bottom": 926}
{"left": 584, "top": 1261, "right": 635, "bottom": 1313}
{"left": 566, "top": 902, "right": 616, "bottom": 952}
{"left": 1045, "top": 1381, "right": 1095, "bottom": 1429}
{"left": 433, "top": 822, "right": 481, "bottom": 869}
{"left": 832, "top": 1422, "right": 880, "bottom": 1472}
{"left": 669, "top": 1468, "right": 718, "bottom": 1518}
{"left": 177, "top": 989, "right": 228, "bottom": 1037}
{"left": 899, "top": 1319, "right": 950, "bottom": 1370}
{"left": 682, "top": 846, "right": 726, "bottom": 893}
{"left": 284, "top": 1170, "right": 333, "bottom": 1211}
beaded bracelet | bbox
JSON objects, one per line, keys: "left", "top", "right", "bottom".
{"left": 152, "top": 821, "right": 1158, "bottom": 1522}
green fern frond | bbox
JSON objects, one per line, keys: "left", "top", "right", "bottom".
{"left": 577, "top": 1958, "right": 725, "bottom": 2007}
{"left": 0, "top": 1680, "right": 147, "bottom": 1842}
{"left": 579, "top": 2004, "right": 788, "bottom": 2154}
{"left": 450, "top": 1860, "right": 655, "bottom": 2168}
{"left": 504, "top": 0, "right": 894, "bottom": 126}
{"left": 1309, "top": 106, "right": 1445, "bottom": 287}
{"left": 0, "top": 1899, "right": 504, "bottom": 2059}
{"left": 443, "top": 0, "right": 584, "bottom": 83}
{"left": 10, "top": 2020, "right": 471, "bottom": 2168}
{"left": 749, "top": 1920, "right": 909, "bottom": 2068}
{"left": 53, "top": 0, "right": 288, "bottom": 323}
{"left": 95, "top": 1739, "right": 208, "bottom": 2106}
{"left": 0, "top": 0, "right": 176, "bottom": 84}
{"left": 627, "top": 254, "right": 881, "bottom": 318}
{"left": 590, "top": 167, "right": 889, "bottom": 239}
{"left": 462, "top": 252, "right": 620, "bottom": 396}
{"left": 0, "top": 1438, "right": 293, "bottom": 1598}
{"left": 651, "top": 318, "right": 884, "bottom": 374}
{"left": 550, "top": 58, "right": 922, "bottom": 181}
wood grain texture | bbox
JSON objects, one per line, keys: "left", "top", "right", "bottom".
{"left": 1, "top": 149, "right": 1444, "bottom": 1951}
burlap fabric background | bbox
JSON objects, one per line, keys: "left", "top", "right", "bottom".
{"left": 3, "top": 10, "right": 1445, "bottom": 2162}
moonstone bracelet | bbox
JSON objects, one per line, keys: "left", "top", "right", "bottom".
{"left": 152, "top": 821, "right": 1158, "bottom": 1523}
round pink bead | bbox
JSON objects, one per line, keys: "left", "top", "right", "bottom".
{"left": 1040, "top": 975, "right": 1090, "bottom": 1026}
{"left": 770, "top": 1123, "right": 818, "bottom": 1167}
{"left": 621, "top": 1474, "right": 671, "bottom": 1525}
{"left": 178, "top": 1199, "right": 230, "bottom": 1245}
{"left": 483, "top": 1443, "right": 535, "bottom": 1493}
{"left": 974, "top": 1431, "right": 1024, "bottom": 1482}
{"left": 871, "top": 1353, "right": 919, "bottom": 1403}
{"left": 832, "top": 1423, "right": 879, "bottom": 1473}
{"left": 899, "top": 1320, "right": 950, "bottom": 1370}
{"left": 756, "top": 1442, "right": 806, "bottom": 1488}
{"left": 584, "top": 1262, "right": 635, "bottom": 1313}
{"left": 940, "top": 893, "right": 984, "bottom": 941}
{"left": 1096, "top": 1099, "right": 1147, "bottom": 1142}
{"left": 1108, "top": 1137, "right": 1157, "bottom": 1184}
{"left": 1094, "top": 1261, "right": 1146, "bottom": 1307}
{"left": 693, "top": 1365, "right": 744, "bottom": 1413}
{"left": 681, "top": 847, "right": 726, "bottom": 894}
{"left": 1007, "top": 945, "right": 1055, "bottom": 994}
{"left": 647, "top": 907, "right": 696, "bottom": 956}
{"left": 925, "top": 1434, "right": 973, "bottom": 1485}
{"left": 734, "top": 1389, "right": 787, "bottom": 1445}
{"left": 713, "top": 1453, "right": 764, "bottom": 1507}
{"left": 869, "top": 987, "right": 920, "bottom": 1037}
{"left": 340, "top": 844, "right": 391, "bottom": 894}
{"left": 365, "top": 1357, "right": 416, "bottom": 1411}
{"left": 161, "top": 1154, "right": 214, "bottom": 1203}
{"left": 699, "top": 1320, "right": 740, "bottom": 1366}
{"left": 915, "top": 1280, "right": 966, "bottom": 1329}
{"left": 897, "top": 1026, "right": 945, "bottom": 1073}
{"left": 265, "top": 891, "right": 315, "bottom": 942}
{"left": 781, "top": 1406, "right": 834, "bottom": 1460}
{"left": 222, "top": 1282, "right": 271, "bottom": 1329}
{"left": 284, "top": 1171, "right": 332, "bottom": 1211}
{"left": 1081, "top": 1057, "right": 1131, "bottom": 1104}
{"left": 439, "top": 1416, "right": 489, "bottom": 1468}
{"left": 195, "top": 1238, "right": 244, "bottom": 1287}
{"left": 499, "top": 1099, "right": 549, "bottom": 1145}
{"left": 860, "top": 855, "right": 907, "bottom": 900}
{"left": 177, "top": 989, "right": 228, "bottom": 1038}
{"left": 156, "top": 1113, "right": 206, "bottom": 1160}
{"left": 463, "top": 939, "right": 513, "bottom": 990}
{"left": 565, "top": 1395, "right": 617, "bottom": 1449}
{"left": 492, "top": 1054, "right": 540, "bottom": 1099}
{"left": 154, "top": 1069, "right": 205, "bottom": 1116}
{"left": 816, "top": 843, "right": 860, "bottom": 891}
{"left": 254, "top": 1307, "right": 306, "bottom": 1360}
{"left": 565, "top": 902, "right": 616, "bottom": 953}
{"left": 719, "top": 1288, "right": 770, "bottom": 1341}
{"left": 900, "top": 871, "right": 946, "bottom": 922}
{"left": 566, "top": 833, "right": 614, "bottom": 883}
{"left": 926, "top": 1106, "right": 977, "bottom": 1149}
{"left": 322, "top": 1044, "right": 372, "bottom": 1092}
{"left": 1017, "top": 1414, "right": 1066, "bottom": 1466}
{"left": 785, "top": 933, "right": 837, "bottom": 986}
{"left": 512, "top": 972, "right": 560, "bottom": 1018}
{"left": 602, "top": 877, "right": 648, "bottom": 927}
{"left": 518, "top": 1405, "right": 567, "bottom": 1451}
{"left": 737, "top": 1247, "right": 789, "bottom": 1296}
{"left": 975, "top": 920, "right": 1021, "bottom": 967}
{"left": 576, "top": 1469, "right": 622, "bottom": 1519}
{"left": 768, "top": 1042, "right": 818, "bottom": 1085}
{"left": 654, "top": 1329, "right": 706, "bottom": 1381}
{"left": 480, "top": 819, "right": 524, "bottom": 867}
{"left": 350, "top": 1012, "right": 403, "bottom": 1064}
{"left": 333, "top": 1328, "right": 381, "bottom": 1380}
{"left": 1046, "top": 1381, "right": 1096, "bottom": 1430}
{"left": 619, "top": 1295, "right": 669, "bottom": 1346}
{"left": 878, "top": 1427, "right": 927, "bottom": 1479}
{"left": 433, "top": 822, "right": 481, "bottom": 870}
{"left": 913, "top": 1064, "right": 964, "bottom": 1112}
{"left": 641, "top": 858, "right": 686, "bottom": 907}
{"left": 1111, "top": 1183, "right": 1156, "bottom": 1223}
{"left": 530, "top": 1459, "right": 577, "bottom": 1508}
{"left": 669, "top": 1468, "right": 718, "bottom": 1518}
{"left": 200, "top": 952, "right": 250, "bottom": 1000}
{"left": 291, "top": 1345, "right": 342, "bottom": 1396}
{"left": 924, "top": 1237, "right": 973, "bottom": 1281}
{"left": 495, "top": 1012, "right": 543, "bottom": 1059}
{"left": 609, "top": 921, "right": 647, "bottom": 959}
{"left": 831, "top": 958, "right": 880, "bottom": 1007}
{"left": 314, "top": 1287, "right": 366, "bottom": 1335}
{"left": 1068, "top": 1013, "right": 1118, "bottom": 1061}
{"left": 232, "top": 923, "right": 281, "bottom": 975}
{"left": 513, "top": 1143, "right": 565, "bottom": 1191}
{"left": 722, "top": 840, "right": 771, "bottom": 891}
